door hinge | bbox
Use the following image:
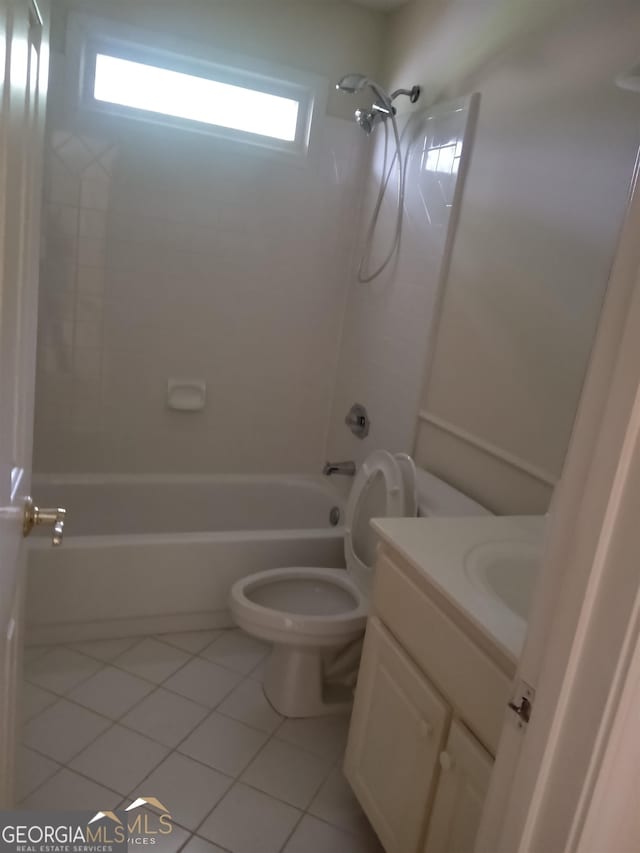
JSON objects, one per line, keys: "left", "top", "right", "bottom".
{"left": 507, "top": 680, "right": 535, "bottom": 729}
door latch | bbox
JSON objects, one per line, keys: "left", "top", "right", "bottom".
{"left": 508, "top": 680, "right": 535, "bottom": 729}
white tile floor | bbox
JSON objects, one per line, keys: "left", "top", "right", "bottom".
{"left": 20, "top": 629, "right": 383, "bottom": 853}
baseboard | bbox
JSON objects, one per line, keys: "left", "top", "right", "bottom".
{"left": 26, "top": 610, "right": 236, "bottom": 646}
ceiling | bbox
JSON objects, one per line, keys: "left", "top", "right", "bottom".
{"left": 259, "top": 0, "right": 410, "bottom": 11}
{"left": 350, "top": 0, "right": 410, "bottom": 9}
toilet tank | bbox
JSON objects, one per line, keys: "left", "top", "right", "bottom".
{"left": 415, "top": 468, "right": 491, "bottom": 517}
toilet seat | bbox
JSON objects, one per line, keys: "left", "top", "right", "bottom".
{"left": 344, "top": 449, "right": 407, "bottom": 595}
{"left": 232, "top": 567, "right": 368, "bottom": 647}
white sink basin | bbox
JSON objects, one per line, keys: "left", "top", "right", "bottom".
{"left": 464, "top": 539, "right": 542, "bottom": 620}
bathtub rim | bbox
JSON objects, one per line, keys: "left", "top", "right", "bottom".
{"left": 31, "top": 472, "right": 343, "bottom": 489}
{"left": 30, "top": 472, "right": 345, "bottom": 539}
{"left": 28, "top": 526, "right": 346, "bottom": 549}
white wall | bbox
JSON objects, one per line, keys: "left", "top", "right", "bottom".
{"left": 50, "top": 0, "right": 385, "bottom": 122}
{"left": 36, "top": 0, "right": 640, "bottom": 494}
{"left": 330, "top": 0, "right": 640, "bottom": 513}
{"left": 326, "top": 96, "right": 477, "bottom": 466}
{"left": 34, "top": 0, "right": 380, "bottom": 474}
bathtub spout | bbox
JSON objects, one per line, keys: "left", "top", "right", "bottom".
{"left": 323, "top": 460, "right": 356, "bottom": 476}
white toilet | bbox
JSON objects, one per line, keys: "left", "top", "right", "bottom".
{"left": 230, "top": 450, "right": 488, "bottom": 717}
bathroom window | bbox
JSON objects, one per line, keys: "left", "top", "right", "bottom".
{"left": 70, "top": 14, "right": 322, "bottom": 156}
{"left": 91, "top": 53, "right": 300, "bottom": 143}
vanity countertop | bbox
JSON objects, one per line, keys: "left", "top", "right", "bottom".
{"left": 371, "top": 515, "right": 546, "bottom": 665}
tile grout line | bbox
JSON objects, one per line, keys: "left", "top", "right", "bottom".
{"left": 186, "top": 686, "right": 341, "bottom": 843}
{"left": 35, "top": 636, "right": 269, "bottom": 813}
{"left": 21, "top": 632, "right": 372, "bottom": 849}
{"left": 21, "top": 637, "right": 211, "bottom": 801}
{"left": 276, "top": 809, "right": 306, "bottom": 853}
{"left": 26, "top": 630, "right": 270, "bottom": 718}
{"left": 23, "top": 727, "right": 355, "bottom": 840}
{"left": 25, "top": 679, "right": 345, "bottom": 797}
{"left": 55, "top": 636, "right": 226, "bottom": 797}
{"left": 24, "top": 635, "right": 245, "bottom": 736}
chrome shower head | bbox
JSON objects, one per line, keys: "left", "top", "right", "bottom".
{"left": 335, "top": 74, "right": 394, "bottom": 111}
{"left": 335, "top": 73, "right": 370, "bottom": 95}
{"left": 336, "top": 73, "right": 421, "bottom": 133}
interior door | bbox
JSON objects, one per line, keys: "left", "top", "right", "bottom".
{"left": 475, "top": 137, "right": 640, "bottom": 850}
{"left": 0, "top": 0, "right": 49, "bottom": 807}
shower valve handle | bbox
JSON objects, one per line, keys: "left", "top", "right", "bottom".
{"left": 23, "top": 497, "right": 67, "bottom": 546}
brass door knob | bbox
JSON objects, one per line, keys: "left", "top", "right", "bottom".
{"left": 23, "top": 497, "right": 66, "bottom": 546}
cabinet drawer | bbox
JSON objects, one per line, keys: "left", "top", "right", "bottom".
{"left": 373, "top": 551, "right": 511, "bottom": 754}
{"left": 345, "top": 616, "right": 450, "bottom": 853}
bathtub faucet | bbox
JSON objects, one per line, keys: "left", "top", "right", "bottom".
{"left": 323, "top": 460, "right": 356, "bottom": 476}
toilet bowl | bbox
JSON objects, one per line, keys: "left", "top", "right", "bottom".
{"left": 230, "top": 449, "right": 416, "bottom": 717}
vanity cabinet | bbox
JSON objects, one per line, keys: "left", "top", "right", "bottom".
{"left": 422, "top": 721, "right": 493, "bottom": 853}
{"left": 344, "top": 616, "right": 450, "bottom": 853}
{"left": 345, "top": 542, "right": 509, "bottom": 853}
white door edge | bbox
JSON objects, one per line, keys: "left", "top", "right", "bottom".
{"left": 478, "top": 148, "right": 640, "bottom": 852}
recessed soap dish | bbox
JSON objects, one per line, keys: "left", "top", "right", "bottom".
{"left": 167, "top": 379, "right": 206, "bottom": 411}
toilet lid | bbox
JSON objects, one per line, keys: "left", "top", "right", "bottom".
{"left": 344, "top": 450, "right": 406, "bottom": 594}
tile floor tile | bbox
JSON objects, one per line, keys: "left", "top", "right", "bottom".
{"left": 70, "top": 637, "right": 139, "bottom": 662}
{"left": 114, "top": 638, "right": 190, "bottom": 684}
{"left": 23, "top": 646, "right": 51, "bottom": 665}
{"left": 17, "top": 747, "right": 60, "bottom": 800}
{"left": 17, "top": 632, "right": 366, "bottom": 853}
{"left": 21, "top": 768, "right": 121, "bottom": 810}
{"left": 181, "top": 837, "right": 228, "bottom": 853}
{"left": 155, "top": 631, "right": 222, "bottom": 654}
{"left": 241, "top": 738, "right": 332, "bottom": 810}
{"left": 200, "top": 631, "right": 269, "bottom": 675}
{"left": 121, "top": 688, "right": 209, "bottom": 747}
{"left": 23, "top": 698, "right": 111, "bottom": 763}
{"left": 179, "top": 712, "right": 268, "bottom": 777}
{"left": 25, "top": 647, "right": 103, "bottom": 695}
{"left": 198, "top": 783, "right": 301, "bottom": 853}
{"left": 68, "top": 666, "right": 154, "bottom": 719}
{"left": 164, "top": 657, "right": 242, "bottom": 708}
{"left": 138, "top": 753, "right": 232, "bottom": 830}
{"left": 282, "top": 814, "right": 383, "bottom": 853}
{"left": 216, "top": 678, "right": 283, "bottom": 734}
{"left": 145, "top": 825, "right": 189, "bottom": 853}
{"left": 248, "top": 656, "right": 268, "bottom": 682}
{"left": 21, "top": 682, "right": 57, "bottom": 722}
{"left": 70, "top": 724, "right": 168, "bottom": 795}
{"left": 308, "top": 767, "right": 373, "bottom": 836}
{"left": 276, "top": 713, "right": 351, "bottom": 760}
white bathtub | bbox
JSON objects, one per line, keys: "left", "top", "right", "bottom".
{"left": 27, "top": 475, "right": 345, "bottom": 645}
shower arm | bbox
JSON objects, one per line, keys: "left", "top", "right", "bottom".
{"left": 370, "top": 85, "right": 421, "bottom": 119}
{"left": 370, "top": 86, "right": 421, "bottom": 119}
{"left": 368, "top": 84, "right": 421, "bottom": 112}
{"left": 390, "top": 85, "right": 421, "bottom": 104}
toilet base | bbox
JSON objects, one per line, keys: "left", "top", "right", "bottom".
{"left": 263, "top": 644, "right": 353, "bottom": 718}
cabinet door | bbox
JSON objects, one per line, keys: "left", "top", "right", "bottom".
{"left": 422, "top": 720, "right": 494, "bottom": 853}
{"left": 344, "top": 617, "right": 450, "bottom": 853}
